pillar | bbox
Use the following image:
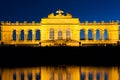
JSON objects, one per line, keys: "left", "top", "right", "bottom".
{"left": 93, "top": 30, "right": 96, "bottom": 40}
{"left": 32, "top": 70, "right": 35, "bottom": 80}
{"left": 24, "top": 31, "right": 28, "bottom": 42}
{"left": 85, "top": 29, "right": 88, "bottom": 40}
{"left": 24, "top": 70, "right": 28, "bottom": 80}
{"left": 32, "top": 31, "right": 35, "bottom": 41}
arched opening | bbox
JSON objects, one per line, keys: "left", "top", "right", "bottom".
{"left": 104, "top": 29, "right": 108, "bottom": 40}
{"left": 13, "top": 73, "right": 16, "bottom": 80}
{"left": 96, "top": 73, "right": 100, "bottom": 80}
{"left": 13, "top": 30, "right": 16, "bottom": 41}
{"left": 28, "top": 30, "right": 32, "bottom": 41}
{"left": 20, "top": 30, "right": 24, "bottom": 41}
{"left": 80, "top": 73, "right": 85, "bottom": 80}
{"left": 88, "top": 73, "right": 93, "bottom": 80}
{"left": 58, "top": 31, "right": 62, "bottom": 40}
{"left": 66, "top": 29, "right": 71, "bottom": 40}
{"left": 104, "top": 72, "right": 108, "bottom": 80}
{"left": 36, "top": 30, "right": 40, "bottom": 40}
{"left": 88, "top": 29, "right": 93, "bottom": 40}
{"left": 36, "top": 73, "right": 41, "bottom": 80}
{"left": 96, "top": 29, "right": 100, "bottom": 40}
{"left": 49, "top": 29, "right": 54, "bottom": 40}
{"left": 80, "top": 29, "right": 85, "bottom": 40}
{"left": 20, "top": 73, "right": 24, "bottom": 80}
{"left": 28, "top": 73, "right": 32, "bottom": 80}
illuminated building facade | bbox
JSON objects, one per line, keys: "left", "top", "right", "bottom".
{"left": 0, "top": 66, "right": 119, "bottom": 80}
{"left": 0, "top": 9, "right": 120, "bottom": 47}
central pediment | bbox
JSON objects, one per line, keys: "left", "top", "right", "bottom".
{"left": 40, "top": 9, "right": 80, "bottom": 24}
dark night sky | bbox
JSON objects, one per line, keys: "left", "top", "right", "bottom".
{"left": 0, "top": 0, "right": 120, "bottom": 22}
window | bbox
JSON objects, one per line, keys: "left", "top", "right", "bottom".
{"left": 104, "top": 29, "right": 108, "bottom": 40}
{"left": 28, "top": 30, "right": 32, "bottom": 41}
{"left": 66, "top": 73, "right": 71, "bottom": 80}
{"left": 104, "top": 72, "right": 108, "bottom": 80}
{"left": 80, "top": 29, "right": 85, "bottom": 40}
{"left": 28, "top": 73, "right": 32, "bottom": 80}
{"left": 88, "top": 73, "right": 93, "bottom": 80}
{"left": 66, "top": 29, "right": 71, "bottom": 40}
{"left": 36, "top": 30, "right": 40, "bottom": 40}
{"left": 96, "top": 29, "right": 100, "bottom": 40}
{"left": 80, "top": 73, "right": 85, "bottom": 80}
{"left": 88, "top": 29, "right": 93, "bottom": 40}
{"left": 58, "top": 73, "right": 62, "bottom": 80}
{"left": 13, "top": 30, "right": 16, "bottom": 41}
{"left": 20, "top": 73, "right": 24, "bottom": 80}
{"left": 49, "top": 29, "right": 54, "bottom": 40}
{"left": 96, "top": 73, "right": 100, "bottom": 80}
{"left": 58, "top": 31, "right": 62, "bottom": 40}
{"left": 13, "top": 73, "right": 16, "bottom": 80}
{"left": 20, "top": 30, "right": 24, "bottom": 41}
{"left": 36, "top": 73, "right": 40, "bottom": 80}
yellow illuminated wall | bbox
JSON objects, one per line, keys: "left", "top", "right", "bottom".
{"left": 0, "top": 9, "right": 119, "bottom": 47}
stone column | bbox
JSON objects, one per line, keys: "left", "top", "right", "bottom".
{"left": 85, "top": 29, "right": 88, "bottom": 40}
{"left": 101, "top": 72, "right": 104, "bottom": 80}
{"left": 24, "top": 70, "right": 28, "bottom": 80}
{"left": 101, "top": 30, "right": 104, "bottom": 41}
{"left": 32, "top": 31, "right": 35, "bottom": 41}
{"left": 63, "top": 29, "right": 66, "bottom": 40}
{"left": 24, "top": 31, "right": 28, "bottom": 42}
{"left": 32, "top": 70, "right": 36, "bottom": 80}
{"left": 85, "top": 72, "right": 88, "bottom": 80}
{"left": 93, "top": 30, "right": 96, "bottom": 40}
{"left": 93, "top": 72, "right": 96, "bottom": 80}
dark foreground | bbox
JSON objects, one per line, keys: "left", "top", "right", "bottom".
{"left": 0, "top": 46, "right": 120, "bottom": 68}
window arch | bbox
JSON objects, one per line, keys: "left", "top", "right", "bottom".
{"left": 88, "top": 73, "right": 93, "bottom": 80}
{"left": 36, "top": 73, "right": 40, "bottom": 80}
{"left": 96, "top": 29, "right": 100, "bottom": 40}
{"left": 49, "top": 28, "right": 54, "bottom": 40}
{"left": 80, "top": 29, "right": 85, "bottom": 40}
{"left": 20, "top": 73, "right": 24, "bottom": 80}
{"left": 36, "top": 30, "right": 40, "bottom": 40}
{"left": 28, "top": 30, "right": 32, "bottom": 40}
{"left": 104, "top": 72, "right": 108, "bottom": 80}
{"left": 13, "top": 73, "right": 16, "bottom": 80}
{"left": 13, "top": 30, "right": 16, "bottom": 41}
{"left": 66, "top": 29, "right": 71, "bottom": 40}
{"left": 80, "top": 73, "right": 85, "bottom": 80}
{"left": 88, "top": 29, "right": 93, "bottom": 40}
{"left": 104, "top": 29, "right": 108, "bottom": 40}
{"left": 20, "top": 30, "right": 24, "bottom": 41}
{"left": 28, "top": 73, "right": 32, "bottom": 80}
{"left": 96, "top": 72, "right": 100, "bottom": 80}
{"left": 58, "top": 30, "right": 62, "bottom": 40}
